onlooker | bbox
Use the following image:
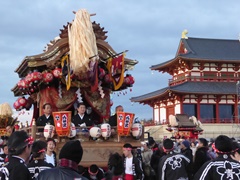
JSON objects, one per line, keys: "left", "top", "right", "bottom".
{"left": 45, "top": 138, "right": 57, "bottom": 167}
{"left": 106, "top": 152, "right": 124, "bottom": 180}
{"left": 5, "top": 130, "right": 33, "bottom": 180}
{"left": 158, "top": 138, "right": 190, "bottom": 180}
{"left": 28, "top": 140, "right": 53, "bottom": 179}
{"left": 77, "top": 165, "right": 86, "bottom": 176}
{"left": 108, "top": 105, "right": 124, "bottom": 126}
{"left": 141, "top": 142, "right": 153, "bottom": 180}
{"left": 148, "top": 137, "right": 158, "bottom": 152}
{"left": 5, "top": 126, "right": 14, "bottom": 137}
{"left": 190, "top": 142, "right": 197, "bottom": 156}
{"left": 180, "top": 140, "right": 193, "bottom": 179}
{"left": 150, "top": 143, "right": 166, "bottom": 179}
{"left": 231, "top": 141, "right": 240, "bottom": 161}
{"left": 84, "top": 164, "right": 105, "bottom": 180}
{"left": 72, "top": 102, "right": 93, "bottom": 127}
{"left": 181, "top": 140, "right": 193, "bottom": 162}
{"left": 0, "top": 144, "right": 8, "bottom": 166}
{"left": 37, "top": 140, "right": 88, "bottom": 180}
{"left": 36, "top": 103, "right": 54, "bottom": 132}
{"left": 192, "top": 138, "right": 211, "bottom": 175}
{"left": 194, "top": 135, "right": 240, "bottom": 180}
{"left": 122, "top": 143, "right": 144, "bottom": 180}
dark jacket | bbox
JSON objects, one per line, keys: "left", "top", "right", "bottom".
{"left": 181, "top": 148, "right": 194, "bottom": 179}
{"left": 72, "top": 114, "right": 93, "bottom": 127}
{"left": 150, "top": 149, "right": 166, "bottom": 175}
{"left": 36, "top": 115, "right": 54, "bottom": 127}
{"left": 109, "top": 114, "right": 117, "bottom": 126}
{"left": 123, "top": 156, "right": 144, "bottom": 180}
{"left": 193, "top": 146, "right": 211, "bottom": 175}
{"left": 194, "top": 154, "right": 240, "bottom": 180}
{"left": 28, "top": 159, "right": 53, "bottom": 179}
{"left": 37, "top": 166, "right": 88, "bottom": 180}
{"left": 0, "top": 154, "right": 8, "bottom": 166}
{"left": 6, "top": 156, "right": 32, "bottom": 180}
{"left": 158, "top": 152, "right": 190, "bottom": 180}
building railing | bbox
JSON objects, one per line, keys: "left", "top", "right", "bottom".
{"left": 145, "top": 118, "right": 239, "bottom": 126}
{"left": 169, "top": 76, "right": 239, "bottom": 86}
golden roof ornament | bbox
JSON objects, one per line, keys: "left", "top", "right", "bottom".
{"left": 181, "top": 29, "right": 188, "bottom": 39}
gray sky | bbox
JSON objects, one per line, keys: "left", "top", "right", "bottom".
{"left": 1, "top": 0, "right": 240, "bottom": 120}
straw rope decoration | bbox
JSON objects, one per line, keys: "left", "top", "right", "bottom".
{"left": 68, "top": 9, "right": 98, "bottom": 74}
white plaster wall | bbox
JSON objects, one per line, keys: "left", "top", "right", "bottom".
{"left": 160, "top": 107, "right": 166, "bottom": 124}
{"left": 175, "top": 104, "right": 181, "bottom": 114}
{"left": 154, "top": 108, "right": 160, "bottom": 123}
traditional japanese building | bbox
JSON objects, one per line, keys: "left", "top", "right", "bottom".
{"left": 131, "top": 32, "right": 240, "bottom": 138}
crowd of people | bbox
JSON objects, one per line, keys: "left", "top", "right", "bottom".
{"left": 0, "top": 129, "right": 240, "bottom": 180}
{"left": 1, "top": 103, "right": 240, "bottom": 179}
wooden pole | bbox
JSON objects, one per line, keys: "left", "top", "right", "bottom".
{"left": 72, "top": 11, "right": 96, "bottom": 16}
{"left": 31, "top": 119, "right": 36, "bottom": 140}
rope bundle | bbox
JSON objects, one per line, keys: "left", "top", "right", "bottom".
{"left": 68, "top": 9, "right": 98, "bottom": 74}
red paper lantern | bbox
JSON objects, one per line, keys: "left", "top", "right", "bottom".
{"left": 17, "top": 97, "right": 27, "bottom": 109}
{"left": 124, "top": 75, "right": 135, "bottom": 85}
{"left": 25, "top": 73, "right": 33, "bottom": 86}
{"left": 17, "top": 79, "right": 24, "bottom": 89}
{"left": 21, "top": 79, "right": 29, "bottom": 89}
{"left": 31, "top": 71, "right": 42, "bottom": 83}
{"left": 13, "top": 101, "right": 20, "bottom": 110}
{"left": 52, "top": 67, "right": 62, "bottom": 78}
{"left": 42, "top": 72, "right": 54, "bottom": 83}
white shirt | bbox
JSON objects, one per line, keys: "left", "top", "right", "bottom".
{"left": 78, "top": 114, "right": 84, "bottom": 119}
{"left": 125, "top": 156, "right": 133, "bottom": 175}
{"left": 45, "top": 153, "right": 55, "bottom": 166}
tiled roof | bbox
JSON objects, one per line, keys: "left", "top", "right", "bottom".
{"left": 175, "top": 114, "right": 195, "bottom": 127}
{"left": 151, "top": 37, "right": 240, "bottom": 70}
{"left": 131, "top": 81, "right": 238, "bottom": 102}
{"left": 181, "top": 37, "right": 240, "bottom": 60}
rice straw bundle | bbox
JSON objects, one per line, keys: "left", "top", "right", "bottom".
{"left": 0, "top": 103, "right": 13, "bottom": 119}
{"left": 68, "top": 9, "right": 98, "bottom": 74}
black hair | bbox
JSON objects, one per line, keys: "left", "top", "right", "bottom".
{"left": 115, "top": 105, "right": 123, "bottom": 112}
{"left": 89, "top": 164, "right": 99, "bottom": 173}
{"left": 123, "top": 143, "right": 133, "bottom": 149}
{"left": 46, "top": 138, "right": 56, "bottom": 146}
{"left": 78, "top": 165, "right": 86, "bottom": 175}
{"left": 163, "top": 138, "right": 174, "bottom": 150}
{"left": 76, "top": 102, "right": 86, "bottom": 109}
{"left": 32, "top": 140, "right": 47, "bottom": 158}
{"left": 198, "top": 138, "right": 208, "bottom": 147}
{"left": 42, "top": 103, "right": 52, "bottom": 109}
{"left": 7, "top": 130, "right": 30, "bottom": 156}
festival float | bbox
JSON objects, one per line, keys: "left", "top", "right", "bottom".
{"left": 11, "top": 9, "right": 143, "bottom": 167}
{"left": 0, "top": 103, "right": 17, "bottom": 136}
{"left": 166, "top": 114, "right": 203, "bottom": 140}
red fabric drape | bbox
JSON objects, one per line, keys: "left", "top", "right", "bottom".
{"left": 39, "top": 86, "right": 77, "bottom": 115}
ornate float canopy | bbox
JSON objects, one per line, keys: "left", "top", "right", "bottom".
{"left": 12, "top": 21, "right": 138, "bottom": 96}
{"left": 11, "top": 9, "right": 138, "bottom": 120}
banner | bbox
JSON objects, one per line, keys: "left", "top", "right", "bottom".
{"left": 117, "top": 112, "right": 135, "bottom": 136}
{"left": 52, "top": 111, "right": 71, "bottom": 137}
